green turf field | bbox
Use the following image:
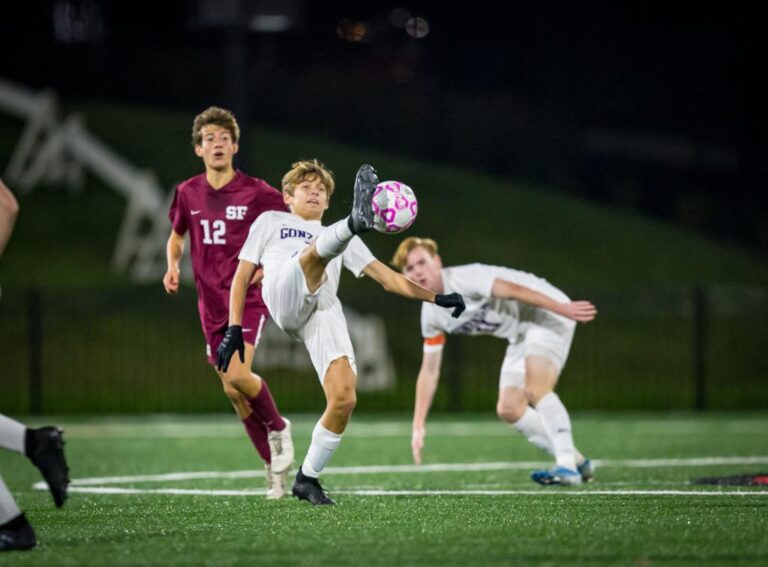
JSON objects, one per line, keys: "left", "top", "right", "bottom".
{"left": 1, "top": 413, "right": 766, "bottom": 565}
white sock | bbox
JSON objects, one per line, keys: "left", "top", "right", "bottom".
{"left": 315, "top": 219, "right": 354, "bottom": 259}
{"left": 0, "top": 475, "right": 21, "bottom": 525}
{"left": 535, "top": 393, "right": 577, "bottom": 470}
{"left": 0, "top": 414, "right": 26, "bottom": 454}
{"left": 513, "top": 406, "right": 554, "bottom": 456}
{"left": 301, "top": 421, "right": 343, "bottom": 478}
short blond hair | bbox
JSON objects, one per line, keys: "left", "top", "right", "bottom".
{"left": 192, "top": 106, "right": 240, "bottom": 147}
{"left": 281, "top": 159, "right": 336, "bottom": 198}
{"left": 391, "top": 236, "right": 439, "bottom": 270}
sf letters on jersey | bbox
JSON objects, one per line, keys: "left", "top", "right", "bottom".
{"left": 226, "top": 206, "right": 248, "bottom": 220}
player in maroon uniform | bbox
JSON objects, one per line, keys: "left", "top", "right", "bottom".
{"left": 163, "top": 107, "right": 294, "bottom": 498}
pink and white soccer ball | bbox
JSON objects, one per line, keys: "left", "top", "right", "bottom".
{"left": 371, "top": 180, "right": 418, "bottom": 234}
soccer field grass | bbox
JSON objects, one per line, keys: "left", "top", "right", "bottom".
{"left": 1, "top": 413, "right": 767, "bottom": 565}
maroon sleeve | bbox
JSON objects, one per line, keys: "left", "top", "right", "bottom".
{"left": 260, "top": 182, "right": 289, "bottom": 215}
{"left": 168, "top": 186, "right": 188, "bottom": 235}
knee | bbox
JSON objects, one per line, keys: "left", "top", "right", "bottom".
{"left": 328, "top": 390, "right": 357, "bottom": 418}
{"left": 221, "top": 383, "right": 242, "bottom": 404}
{"left": 496, "top": 393, "right": 527, "bottom": 423}
{"left": 221, "top": 367, "right": 260, "bottom": 395}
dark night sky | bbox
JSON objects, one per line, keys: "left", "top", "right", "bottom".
{"left": 2, "top": 1, "right": 762, "bottom": 140}
{"left": 1, "top": 1, "right": 766, "bottom": 249}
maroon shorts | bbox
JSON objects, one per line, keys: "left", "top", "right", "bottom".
{"left": 204, "top": 309, "right": 269, "bottom": 366}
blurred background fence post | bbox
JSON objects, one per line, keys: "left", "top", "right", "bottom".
{"left": 693, "top": 286, "right": 708, "bottom": 410}
{"left": 27, "top": 287, "right": 43, "bottom": 415}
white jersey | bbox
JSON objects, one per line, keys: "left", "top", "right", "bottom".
{"left": 239, "top": 210, "right": 375, "bottom": 307}
{"left": 420, "top": 263, "right": 569, "bottom": 343}
{"left": 239, "top": 210, "right": 376, "bottom": 382}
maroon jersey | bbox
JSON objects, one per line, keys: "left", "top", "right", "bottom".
{"left": 169, "top": 171, "right": 287, "bottom": 336}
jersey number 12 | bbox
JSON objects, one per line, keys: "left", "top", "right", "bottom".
{"left": 200, "top": 219, "right": 226, "bottom": 245}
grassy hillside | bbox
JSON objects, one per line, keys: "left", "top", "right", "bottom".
{"left": 1, "top": 100, "right": 768, "bottom": 289}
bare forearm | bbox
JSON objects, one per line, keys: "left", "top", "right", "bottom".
{"left": 386, "top": 274, "right": 436, "bottom": 302}
{"left": 364, "top": 260, "right": 436, "bottom": 302}
{"left": 166, "top": 235, "right": 184, "bottom": 270}
{"left": 491, "top": 279, "right": 597, "bottom": 322}
{"left": 492, "top": 280, "right": 558, "bottom": 311}
{"left": 413, "top": 369, "right": 439, "bottom": 427}
{"left": 229, "top": 261, "right": 255, "bottom": 325}
{"left": 513, "top": 287, "right": 560, "bottom": 311}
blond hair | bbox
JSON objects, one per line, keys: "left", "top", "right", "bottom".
{"left": 391, "top": 236, "right": 439, "bottom": 270}
{"left": 281, "top": 159, "right": 336, "bottom": 198}
{"left": 191, "top": 106, "right": 240, "bottom": 147}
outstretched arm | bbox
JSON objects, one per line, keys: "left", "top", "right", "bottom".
{"left": 363, "top": 259, "right": 435, "bottom": 301}
{"left": 229, "top": 260, "right": 257, "bottom": 326}
{"left": 216, "top": 260, "right": 258, "bottom": 372}
{"left": 163, "top": 230, "right": 185, "bottom": 294}
{"left": 362, "top": 260, "right": 465, "bottom": 317}
{"left": 412, "top": 348, "right": 443, "bottom": 465}
{"left": 491, "top": 279, "right": 597, "bottom": 322}
{"left": 0, "top": 178, "right": 20, "bottom": 258}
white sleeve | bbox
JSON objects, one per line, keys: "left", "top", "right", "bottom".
{"left": 420, "top": 303, "right": 444, "bottom": 340}
{"left": 238, "top": 213, "right": 271, "bottom": 264}
{"left": 448, "top": 264, "right": 497, "bottom": 299}
{"left": 342, "top": 236, "right": 377, "bottom": 277}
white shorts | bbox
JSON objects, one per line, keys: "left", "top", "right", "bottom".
{"left": 263, "top": 254, "right": 357, "bottom": 383}
{"left": 498, "top": 300, "right": 576, "bottom": 390}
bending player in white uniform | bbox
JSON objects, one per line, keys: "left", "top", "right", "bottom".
{"left": 391, "top": 237, "right": 597, "bottom": 486}
{"left": 216, "top": 160, "right": 465, "bottom": 505}
{"left": 0, "top": 180, "right": 70, "bottom": 552}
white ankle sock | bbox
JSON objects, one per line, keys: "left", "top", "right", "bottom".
{"left": 0, "top": 414, "right": 26, "bottom": 454}
{"left": 513, "top": 406, "right": 554, "bottom": 456}
{"left": 0, "top": 475, "right": 21, "bottom": 525}
{"left": 302, "top": 421, "right": 343, "bottom": 478}
{"left": 315, "top": 219, "right": 354, "bottom": 259}
{"left": 535, "top": 393, "right": 577, "bottom": 470}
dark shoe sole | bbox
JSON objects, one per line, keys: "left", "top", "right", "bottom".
{"left": 349, "top": 164, "right": 378, "bottom": 234}
{"left": 30, "top": 427, "right": 70, "bottom": 508}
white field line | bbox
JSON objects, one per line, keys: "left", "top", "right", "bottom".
{"left": 33, "top": 456, "right": 768, "bottom": 490}
{"left": 57, "top": 420, "right": 768, "bottom": 439}
{"left": 60, "top": 487, "right": 768, "bottom": 497}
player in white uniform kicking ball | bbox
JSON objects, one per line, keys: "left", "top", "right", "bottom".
{"left": 217, "top": 160, "right": 465, "bottom": 505}
{"left": 391, "top": 237, "right": 597, "bottom": 486}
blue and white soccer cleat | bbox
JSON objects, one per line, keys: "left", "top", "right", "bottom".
{"left": 531, "top": 466, "right": 583, "bottom": 486}
{"left": 577, "top": 458, "right": 595, "bottom": 483}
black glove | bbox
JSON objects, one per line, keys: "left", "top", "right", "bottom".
{"left": 216, "top": 325, "right": 244, "bottom": 373}
{"left": 435, "top": 293, "right": 465, "bottom": 318}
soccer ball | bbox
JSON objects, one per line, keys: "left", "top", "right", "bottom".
{"left": 371, "top": 181, "right": 418, "bottom": 234}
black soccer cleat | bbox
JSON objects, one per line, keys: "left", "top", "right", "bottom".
{"left": 25, "top": 426, "right": 70, "bottom": 508}
{"left": 292, "top": 467, "right": 335, "bottom": 505}
{"left": 0, "top": 514, "right": 37, "bottom": 552}
{"left": 347, "top": 164, "right": 378, "bottom": 235}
